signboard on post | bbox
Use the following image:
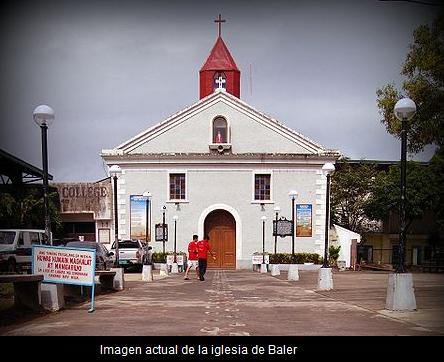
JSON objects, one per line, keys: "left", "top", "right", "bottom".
{"left": 252, "top": 255, "right": 269, "bottom": 264}
{"left": 32, "top": 245, "right": 96, "bottom": 312}
{"left": 155, "top": 223, "right": 168, "bottom": 241}
{"left": 166, "top": 255, "right": 184, "bottom": 266}
{"left": 273, "top": 217, "right": 293, "bottom": 237}
{"left": 296, "top": 204, "right": 313, "bottom": 237}
{"left": 33, "top": 245, "right": 95, "bottom": 285}
{"left": 130, "top": 195, "right": 150, "bottom": 240}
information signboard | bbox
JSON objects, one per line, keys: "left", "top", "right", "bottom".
{"left": 252, "top": 255, "right": 269, "bottom": 264}
{"left": 166, "top": 255, "right": 185, "bottom": 266}
{"left": 155, "top": 224, "right": 168, "bottom": 241}
{"left": 32, "top": 245, "right": 95, "bottom": 286}
{"left": 273, "top": 217, "right": 293, "bottom": 237}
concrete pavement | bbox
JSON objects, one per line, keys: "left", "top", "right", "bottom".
{"left": 1, "top": 269, "right": 443, "bottom": 336}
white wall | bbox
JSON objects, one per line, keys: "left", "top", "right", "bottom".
{"left": 334, "top": 224, "right": 361, "bottom": 268}
{"left": 113, "top": 164, "right": 328, "bottom": 268}
{"left": 130, "top": 100, "right": 311, "bottom": 155}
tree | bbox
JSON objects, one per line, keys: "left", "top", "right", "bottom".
{"left": 330, "top": 159, "right": 380, "bottom": 233}
{"left": 428, "top": 147, "right": 444, "bottom": 228}
{"left": 376, "top": 13, "right": 444, "bottom": 153}
{"left": 0, "top": 187, "right": 61, "bottom": 232}
{"left": 364, "top": 161, "right": 436, "bottom": 231}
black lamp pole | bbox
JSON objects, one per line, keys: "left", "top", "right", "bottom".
{"left": 34, "top": 105, "right": 54, "bottom": 244}
{"left": 40, "top": 124, "right": 51, "bottom": 242}
{"left": 274, "top": 210, "right": 279, "bottom": 255}
{"left": 173, "top": 217, "right": 178, "bottom": 263}
{"left": 113, "top": 174, "right": 120, "bottom": 267}
{"left": 291, "top": 197, "right": 295, "bottom": 262}
{"left": 397, "top": 117, "right": 408, "bottom": 273}
{"left": 262, "top": 217, "right": 266, "bottom": 264}
{"left": 323, "top": 173, "right": 331, "bottom": 268}
{"left": 145, "top": 198, "right": 149, "bottom": 244}
{"left": 162, "top": 206, "right": 166, "bottom": 256}
{"left": 144, "top": 193, "right": 150, "bottom": 265}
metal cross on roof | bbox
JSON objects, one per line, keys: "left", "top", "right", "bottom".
{"left": 214, "top": 14, "right": 226, "bottom": 37}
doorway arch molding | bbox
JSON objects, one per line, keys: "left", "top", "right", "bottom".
{"left": 198, "top": 204, "right": 242, "bottom": 261}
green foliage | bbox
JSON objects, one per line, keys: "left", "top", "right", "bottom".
{"left": 376, "top": 13, "right": 444, "bottom": 153}
{"left": 428, "top": 148, "right": 444, "bottom": 228}
{"left": 0, "top": 193, "right": 15, "bottom": 220}
{"left": 152, "top": 252, "right": 168, "bottom": 263}
{"left": 268, "top": 253, "right": 320, "bottom": 264}
{"left": 328, "top": 245, "right": 341, "bottom": 267}
{"left": 0, "top": 189, "right": 61, "bottom": 233}
{"left": 151, "top": 251, "right": 186, "bottom": 263}
{"left": 331, "top": 159, "right": 380, "bottom": 233}
{"left": 364, "top": 161, "right": 435, "bottom": 229}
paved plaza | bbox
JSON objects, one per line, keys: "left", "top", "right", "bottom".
{"left": 1, "top": 269, "right": 443, "bottom": 336}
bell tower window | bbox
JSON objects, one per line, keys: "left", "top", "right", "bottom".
{"left": 213, "top": 117, "right": 228, "bottom": 143}
{"left": 213, "top": 72, "right": 226, "bottom": 92}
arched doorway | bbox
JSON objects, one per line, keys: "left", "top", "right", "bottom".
{"left": 204, "top": 209, "right": 236, "bottom": 269}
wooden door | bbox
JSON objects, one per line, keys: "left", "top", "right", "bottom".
{"left": 204, "top": 210, "right": 236, "bottom": 269}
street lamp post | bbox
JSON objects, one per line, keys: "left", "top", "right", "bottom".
{"left": 317, "top": 163, "right": 335, "bottom": 290}
{"left": 162, "top": 205, "right": 167, "bottom": 256}
{"left": 385, "top": 97, "right": 417, "bottom": 311}
{"left": 261, "top": 215, "right": 267, "bottom": 264}
{"left": 273, "top": 206, "right": 280, "bottom": 254}
{"left": 288, "top": 190, "right": 298, "bottom": 262}
{"left": 321, "top": 163, "right": 335, "bottom": 268}
{"left": 33, "top": 105, "right": 55, "bottom": 243}
{"left": 110, "top": 165, "right": 122, "bottom": 267}
{"left": 173, "top": 215, "right": 178, "bottom": 263}
{"left": 394, "top": 97, "right": 416, "bottom": 273}
{"left": 142, "top": 191, "right": 152, "bottom": 265}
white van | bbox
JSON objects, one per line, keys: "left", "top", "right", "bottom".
{"left": 0, "top": 229, "right": 51, "bottom": 273}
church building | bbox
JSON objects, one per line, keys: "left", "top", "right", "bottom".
{"left": 101, "top": 17, "right": 340, "bottom": 269}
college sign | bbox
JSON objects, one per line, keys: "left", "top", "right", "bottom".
{"left": 54, "top": 181, "right": 112, "bottom": 219}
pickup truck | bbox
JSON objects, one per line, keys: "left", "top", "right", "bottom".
{"left": 111, "top": 240, "right": 146, "bottom": 271}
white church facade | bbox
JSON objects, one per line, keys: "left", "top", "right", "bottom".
{"left": 101, "top": 22, "right": 340, "bottom": 269}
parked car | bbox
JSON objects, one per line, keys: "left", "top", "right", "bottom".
{"left": 110, "top": 239, "right": 146, "bottom": 271}
{"left": 65, "top": 241, "right": 114, "bottom": 271}
{"left": 52, "top": 237, "right": 77, "bottom": 246}
{"left": 0, "top": 229, "right": 50, "bottom": 273}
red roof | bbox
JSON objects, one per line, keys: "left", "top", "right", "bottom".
{"left": 200, "top": 37, "right": 239, "bottom": 71}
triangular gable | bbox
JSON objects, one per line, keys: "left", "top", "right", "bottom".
{"left": 110, "top": 91, "right": 331, "bottom": 155}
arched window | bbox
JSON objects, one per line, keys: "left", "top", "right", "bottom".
{"left": 213, "top": 117, "right": 228, "bottom": 143}
{"left": 213, "top": 72, "right": 226, "bottom": 91}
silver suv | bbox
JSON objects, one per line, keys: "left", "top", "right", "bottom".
{"left": 111, "top": 240, "right": 146, "bottom": 271}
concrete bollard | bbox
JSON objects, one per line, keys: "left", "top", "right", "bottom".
{"left": 171, "top": 263, "right": 179, "bottom": 274}
{"left": 287, "top": 264, "right": 299, "bottom": 281}
{"left": 386, "top": 273, "right": 417, "bottom": 311}
{"left": 159, "top": 263, "right": 169, "bottom": 277}
{"left": 270, "top": 264, "right": 280, "bottom": 276}
{"left": 317, "top": 267, "right": 333, "bottom": 290}
{"left": 111, "top": 267, "right": 125, "bottom": 290}
{"left": 142, "top": 264, "right": 154, "bottom": 282}
{"left": 260, "top": 263, "right": 268, "bottom": 273}
{"left": 41, "top": 283, "right": 65, "bottom": 311}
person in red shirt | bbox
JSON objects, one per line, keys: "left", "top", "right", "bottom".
{"left": 197, "top": 235, "right": 216, "bottom": 281}
{"left": 184, "top": 235, "right": 199, "bottom": 280}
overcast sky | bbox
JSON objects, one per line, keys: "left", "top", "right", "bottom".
{"left": 0, "top": 0, "right": 440, "bottom": 182}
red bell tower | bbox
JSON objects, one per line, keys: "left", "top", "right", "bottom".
{"left": 199, "top": 15, "right": 240, "bottom": 99}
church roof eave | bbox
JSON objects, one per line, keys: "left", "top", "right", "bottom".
{"left": 101, "top": 151, "right": 340, "bottom": 163}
